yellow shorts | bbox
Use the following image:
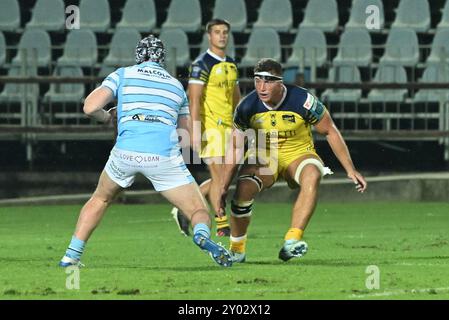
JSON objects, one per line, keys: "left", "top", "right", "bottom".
{"left": 200, "top": 115, "right": 232, "bottom": 158}
{"left": 246, "top": 147, "right": 322, "bottom": 185}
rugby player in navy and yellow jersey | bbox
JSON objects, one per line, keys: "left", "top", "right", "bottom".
{"left": 217, "top": 58, "right": 367, "bottom": 262}
{"left": 171, "top": 19, "right": 241, "bottom": 237}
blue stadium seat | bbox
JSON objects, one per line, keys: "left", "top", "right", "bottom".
{"left": 116, "top": 0, "right": 156, "bottom": 32}
{"left": 0, "top": 66, "right": 39, "bottom": 103}
{"left": 380, "top": 28, "right": 419, "bottom": 67}
{"left": 103, "top": 28, "right": 141, "bottom": 67}
{"left": 368, "top": 64, "right": 408, "bottom": 102}
{"left": 58, "top": 30, "right": 98, "bottom": 67}
{"left": 253, "top": 0, "right": 292, "bottom": 32}
{"left": 43, "top": 66, "right": 85, "bottom": 103}
{"left": 212, "top": 0, "right": 247, "bottom": 32}
{"left": 12, "top": 29, "right": 52, "bottom": 67}
{"left": 161, "top": 0, "right": 201, "bottom": 33}
{"left": 391, "top": 0, "right": 430, "bottom": 32}
{"left": 26, "top": 0, "right": 65, "bottom": 31}
{"left": 300, "top": 0, "right": 339, "bottom": 32}
{"left": 345, "top": 0, "right": 384, "bottom": 31}
{"left": 286, "top": 28, "right": 327, "bottom": 68}
{"left": 79, "top": 0, "right": 110, "bottom": 32}
{"left": 0, "top": 32, "right": 5, "bottom": 66}
{"left": 0, "top": 0, "right": 20, "bottom": 32}
{"left": 426, "top": 28, "right": 449, "bottom": 65}
{"left": 333, "top": 28, "right": 372, "bottom": 67}
{"left": 437, "top": 0, "right": 449, "bottom": 30}
{"left": 414, "top": 64, "right": 449, "bottom": 102}
{"left": 159, "top": 28, "right": 190, "bottom": 68}
{"left": 322, "top": 65, "right": 362, "bottom": 102}
{"left": 239, "top": 28, "right": 281, "bottom": 67}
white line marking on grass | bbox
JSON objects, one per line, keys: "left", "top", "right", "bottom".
{"left": 350, "top": 287, "right": 449, "bottom": 298}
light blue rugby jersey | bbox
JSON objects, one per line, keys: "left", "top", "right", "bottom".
{"left": 101, "top": 61, "right": 189, "bottom": 156}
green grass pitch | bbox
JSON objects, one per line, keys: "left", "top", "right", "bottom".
{"left": 1, "top": 202, "right": 448, "bottom": 299}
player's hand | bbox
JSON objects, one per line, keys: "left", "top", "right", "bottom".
{"left": 347, "top": 170, "right": 367, "bottom": 193}
{"left": 217, "top": 189, "right": 228, "bottom": 216}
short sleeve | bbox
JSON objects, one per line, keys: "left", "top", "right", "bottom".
{"left": 178, "top": 91, "right": 190, "bottom": 116}
{"left": 101, "top": 69, "right": 121, "bottom": 97}
{"left": 188, "top": 60, "right": 209, "bottom": 85}
{"left": 302, "top": 92, "right": 326, "bottom": 125}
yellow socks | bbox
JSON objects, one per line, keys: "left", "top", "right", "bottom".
{"left": 215, "top": 216, "right": 230, "bottom": 229}
{"left": 284, "top": 228, "right": 304, "bottom": 241}
{"left": 230, "top": 234, "right": 247, "bottom": 253}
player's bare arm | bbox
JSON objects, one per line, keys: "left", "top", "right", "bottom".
{"left": 187, "top": 83, "right": 204, "bottom": 152}
{"left": 314, "top": 111, "right": 367, "bottom": 193}
{"left": 83, "top": 87, "right": 114, "bottom": 123}
{"left": 177, "top": 114, "right": 192, "bottom": 148}
{"left": 233, "top": 84, "right": 241, "bottom": 110}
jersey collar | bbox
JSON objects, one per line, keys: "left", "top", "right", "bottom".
{"left": 262, "top": 84, "right": 287, "bottom": 111}
{"left": 207, "top": 49, "right": 226, "bottom": 62}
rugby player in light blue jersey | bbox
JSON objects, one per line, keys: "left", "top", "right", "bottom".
{"left": 59, "top": 35, "right": 232, "bottom": 268}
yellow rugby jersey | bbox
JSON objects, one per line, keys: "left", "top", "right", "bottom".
{"left": 233, "top": 84, "right": 326, "bottom": 155}
{"left": 189, "top": 50, "right": 239, "bottom": 126}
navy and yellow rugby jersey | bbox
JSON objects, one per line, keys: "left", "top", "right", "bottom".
{"left": 233, "top": 84, "right": 326, "bottom": 154}
{"left": 189, "top": 49, "right": 239, "bottom": 125}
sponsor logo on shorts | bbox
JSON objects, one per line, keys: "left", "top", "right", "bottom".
{"left": 117, "top": 153, "right": 160, "bottom": 163}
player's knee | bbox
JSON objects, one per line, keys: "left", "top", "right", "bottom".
{"left": 237, "top": 174, "right": 264, "bottom": 192}
{"left": 300, "top": 165, "right": 322, "bottom": 188}
{"left": 231, "top": 199, "right": 254, "bottom": 218}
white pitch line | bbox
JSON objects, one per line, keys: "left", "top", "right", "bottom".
{"left": 350, "top": 286, "right": 449, "bottom": 298}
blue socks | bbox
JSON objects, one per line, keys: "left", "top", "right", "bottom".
{"left": 193, "top": 223, "right": 211, "bottom": 239}
{"left": 64, "top": 236, "right": 85, "bottom": 260}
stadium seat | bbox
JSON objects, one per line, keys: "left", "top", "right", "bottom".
{"left": 161, "top": 0, "right": 201, "bottom": 33}
{"left": 300, "top": 0, "right": 338, "bottom": 32}
{"left": 414, "top": 64, "right": 449, "bottom": 102}
{"left": 253, "top": 0, "right": 292, "bottom": 32}
{"left": 0, "top": 32, "right": 5, "bottom": 66}
{"left": 25, "top": 0, "right": 65, "bottom": 31}
{"left": 285, "top": 28, "right": 327, "bottom": 68}
{"left": 333, "top": 28, "right": 372, "bottom": 67}
{"left": 0, "top": 0, "right": 20, "bottom": 32}
{"left": 43, "top": 66, "right": 85, "bottom": 103}
{"left": 103, "top": 28, "right": 141, "bottom": 67}
{"left": 426, "top": 28, "right": 449, "bottom": 65}
{"left": 11, "top": 29, "right": 51, "bottom": 67}
{"left": 437, "top": 0, "right": 449, "bottom": 30}
{"left": 79, "top": 0, "right": 110, "bottom": 32}
{"left": 368, "top": 64, "right": 408, "bottom": 102}
{"left": 159, "top": 28, "right": 190, "bottom": 68}
{"left": 57, "top": 30, "right": 98, "bottom": 67}
{"left": 0, "top": 66, "right": 39, "bottom": 103}
{"left": 239, "top": 28, "right": 281, "bottom": 67}
{"left": 345, "top": 0, "right": 384, "bottom": 31}
{"left": 116, "top": 0, "right": 156, "bottom": 32}
{"left": 391, "top": 0, "right": 430, "bottom": 32}
{"left": 212, "top": 0, "right": 247, "bottom": 32}
{"left": 200, "top": 32, "right": 235, "bottom": 59}
{"left": 379, "top": 28, "right": 419, "bottom": 67}
{"left": 322, "top": 65, "right": 362, "bottom": 102}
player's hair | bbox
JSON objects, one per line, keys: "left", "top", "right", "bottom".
{"left": 254, "top": 58, "right": 283, "bottom": 77}
{"left": 206, "top": 19, "right": 231, "bottom": 33}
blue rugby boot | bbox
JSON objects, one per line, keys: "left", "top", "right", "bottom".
{"left": 59, "top": 255, "right": 84, "bottom": 268}
{"left": 193, "top": 233, "right": 233, "bottom": 267}
{"left": 278, "top": 240, "right": 308, "bottom": 262}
